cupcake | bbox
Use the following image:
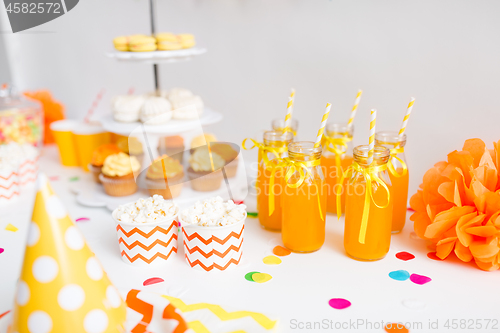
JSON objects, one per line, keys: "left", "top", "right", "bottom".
{"left": 112, "top": 195, "right": 179, "bottom": 266}
{"left": 159, "top": 135, "right": 185, "bottom": 164}
{"left": 117, "top": 137, "right": 144, "bottom": 167}
{"left": 99, "top": 152, "right": 140, "bottom": 197}
{"left": 146, "top": 155, "right": 184, "bottom": 199}
{"left": 89, "top": 144, "right": 122, "bottom": 183}
{"left": 112, "top": 95, "right": 145, "bottom": 123}
{"left": 187, "top": 146, "right": 224, "bottom": 192}
{"left": 190, "top": 133, "right": 217, "bottom": 153}
{"left": 210, "top": 143, "right": 239, "bottom": 178}
{"left": 179, "top": 196, "right": 247, "bottom": 271}
{"left": 140, "top": 96, "right": 173, "bottom": 125}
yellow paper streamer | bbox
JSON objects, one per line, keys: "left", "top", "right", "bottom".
{"left": 337, "top": 162, "right": 391, "bottom": 244}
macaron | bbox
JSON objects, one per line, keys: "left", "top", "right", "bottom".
{"left": 113, "top": 36, "right": 129, "bottom": 51}
{"left": 156, "top": 33, "right": 178, "bottom": 42}
{"left": 129, "top": 36, "right": 157, "bottom": 52}
{"left": 178, "top": 34, "right": 196, "bottom": 49}
{"left": 157, "top": 40, "right": 183, "bottom": 51}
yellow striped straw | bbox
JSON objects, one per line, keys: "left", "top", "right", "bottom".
{"left": 399, "top": 97, "right": 415, "bottom": 137}
{"left": 347, "top": 89, "right": 363, "bottom": 128}
{"left": 367, "top": 109, "right": 377, "bottom": 165}
{"left": 284, "top": 88, "right": 295, "bottom": 130}
{"left": 314, "top": 103, "right": 332, "bottom": 148}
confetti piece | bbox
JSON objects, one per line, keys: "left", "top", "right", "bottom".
{"left": 143, "top": 277, "right": 164, "bottom": 286}
{"left": 5, "top": 224, "right": 18, "bottom": 232}
{"left": 273, "top": 246, "right": 291, "bottom": 257}
{"left": 407, "top": 207, "right": 415, "bottom": 212}
{"left": 247, "top": 212, "right": 258, "bottom": 218}
{"left": 384, "top": 323, "right": 409, "bottom": 332}
{"left": 245, "top": 271, "right": 260, "bottom": 282}
{"left": 388, "top": 270, "right": 410, "bottom": 281}
{"left": 252, "top": 273, "right": 272, "bottom": 283}
{"left": 328, "top": 298, "right": 351, "bottom": 310}
{"left": 395, "top": 251, "right": 415, "bottom": 261}
{"left": 49, "top": 176, "right": 59, "bottom": 181}
{"left": 263, "top": 255, "right": 282, "bottom": 265}
{"left": 427, "top": 252, "right": 443, "bottom": 261}
{"left": 234, "top": 200, "right": 245, "bottom": 205}
{"left": 410, "top": 274, "right": 432, "bottom": 285}
{"left": 75, "top": 217, "right": 90, "bottom": 222}
{"left": 409, "top": 232, "right": 420, "bottom": 240}
{"left": 0, "top": 310, "right": 10, "bottom": 320}
{"left": 69, "top": 176, "right": 80, "bottom": 182}
{"left": 0, "top": 248, "right": 4, "bottom": 254}
{"left": 402, "top": 298, "right": 426, "bottom": 310}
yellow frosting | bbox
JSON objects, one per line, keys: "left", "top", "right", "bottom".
{"left": 117, "top": 137, "right": 144, "bottom": 155}
{"left": 102, "top": 152, "right": 140, "bottom": 177}
{"left": 146, "top": 155, "right": 183, "bottom": 180}
{"left": 190, "top": 133, "right": 217, "bottom": 149}
{"left": 189, "top": 147, "right": 225, "bottom": 172}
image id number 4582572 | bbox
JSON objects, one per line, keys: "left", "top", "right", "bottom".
{"left": 5, "top": 2, "right": 62, "bottom": 14}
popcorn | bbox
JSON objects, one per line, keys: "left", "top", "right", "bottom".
{"left": 180, "top": 196, "right": 247, "bottom": 227}
{"left": 114, "top": 195, "right": 177, "bottom": 224}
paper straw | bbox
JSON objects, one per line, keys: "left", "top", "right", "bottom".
{"left": 347, "top": 89, "right": 362, "bottom": 128}
{"left": 398, "top": 97, "right": 415, "bottom": 137}
{"left": 367, "top": 109, "right": 377, "bottom": 165}
{"left": 314, "top": 103, "right": 332, "bottom": 148}
{"left": 84, "top": 89, "right": 105, "bottom": 123}
{"left": 284, "top": 88, "right": 295, "bottom": 130}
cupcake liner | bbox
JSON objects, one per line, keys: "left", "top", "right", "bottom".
{"left": 223, "top": 158, "right": 239, "bottom": 178}
{"left": 180, "top": 214, "right": 245, "bottom": 271}
{"left": 19, "top": 156, "right": 38, "bottom": 186}
{"left": 88, "top": 164, "right": 103, "bottom": 184}
{"left": 0, "top": 168, "right": 20, "bottom": 203}
{"left": 99, "top": 173, "right": 138, "bottom": 197}
{"left": 146, "top": 178, "right": 183, "bottom": 199}
{"left": 187, "top": 169, "right": 223, "bottom": 192}
{"left": 112, "top": 206, "right": 179, "bottom": 267}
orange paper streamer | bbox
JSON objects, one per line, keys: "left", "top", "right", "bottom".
{"left": 410, "top": 138, "right": 500, "bottom": 271}
{"left": 24, "top": 90, "right": 65, "bottom": 144}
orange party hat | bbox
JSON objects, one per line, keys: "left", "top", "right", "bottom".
{"left": 10, "top": 173, "right": 127, "bottom": 333}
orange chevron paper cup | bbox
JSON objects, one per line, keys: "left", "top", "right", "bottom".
{"left": 0, "top": 168, "right": 20, "bottom": 203}
{"left": 19, "top": 155, "right": 39, "bottom": 186}
{"left": 112, "top": 206, "right": 179, "bottom": 267}
{"left": 179, "top": 214, "right": 246, "bottom": 271}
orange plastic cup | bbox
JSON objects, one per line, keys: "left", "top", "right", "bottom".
{"left": 73, "top": 124, "right": 110, "bottom": 171}
{"left": 50, "top": 120, "right": 79, "bottom": 167}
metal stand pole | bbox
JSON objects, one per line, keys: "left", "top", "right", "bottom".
{"left": 149, "top": 0, "right": 160, "bottom": 94}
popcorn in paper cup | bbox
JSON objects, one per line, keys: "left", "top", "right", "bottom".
{"left": 179, "top": 196, "right": 246, "bottom": 271}
{"left": 112, "top": 195, "right": 179, "bottom": 267}
{"left": 0, "top": 144, "right": 21, "bottom": 203}
{"left": 18, "top": 143, "right": 39, "bottom": 185}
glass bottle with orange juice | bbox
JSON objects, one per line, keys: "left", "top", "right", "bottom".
{"left": 282, "top": 142, "right": 327, "bottom": 252}
{"left": 256, "top": 131, "right": 294, "bottom": 231}
{"left": 272, "top": 118, "right": 299, "bottom": 136}
{"left": 375, "top": 131, "right": 408, "bottom": 233}
{"left": 321, "top": 123, "right": 353, "bottom": 215}
{"left": 344, "top": 145, "right": 392, "bottom": 261}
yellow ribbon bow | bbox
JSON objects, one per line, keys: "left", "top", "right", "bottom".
{"left": 281, "top": 127, "right": 297, "bottom": 137}
{"left": 242, "top": 138, "right": 287, "bottom": 216}
{"left": 282, "top": 158, "right": 324, "bottom": 221}
{"left": 387, "top": 147, "right": 408, "bottom": 177}
{"left": 323, "top": 134, "right": 353, "bottom": 172}
{"left": 336, "top": 162, "right": 390, "bottom": 244}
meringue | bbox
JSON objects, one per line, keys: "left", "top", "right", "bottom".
{"left": 140, "top": 97, "right": 173, "bottom": 125}
{"left": 112, "top": 95, "right": 145, "bottom": 123}
{"left": 172, "top": 95, "right": 204, "bottom": 120}
{"left": 180, "top": 196, "right": 247, "bottom": 227}
{"left": 114, "top": 195, "right": 178, "bottom": 224}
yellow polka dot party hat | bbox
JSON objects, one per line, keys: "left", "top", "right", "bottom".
{"left": 10, "top": 173, "right": 127, "bottom": 333}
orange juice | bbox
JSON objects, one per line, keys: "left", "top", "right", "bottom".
{"left": 321, "top": 123, "right": 354, "bottom": 215}
{"left": 256, "top": 131, "right": 293, "bottom": 231}
{"left": 375, "top": 131, "right": 409, "bottom": 234}
{"left": 344, "top": 145, "right": 392, "bottom": 261}
{"left": 322, "top": 154, "right": 353, "bottom": 214}
{"left": 389, "top": 169, "right": 409, "bottom": 233}
{"left": 282, "top": 142, "right": 326, "bottom": 252}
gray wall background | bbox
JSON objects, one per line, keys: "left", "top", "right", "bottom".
{"left": 1, "top": 0, "right": 500, "bottom": 197}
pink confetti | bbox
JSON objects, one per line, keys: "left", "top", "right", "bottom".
{"left": 0, "top": 248, "right": 4, "bottom": 254}
{"left": 234, "top": 200, "right": 245, "bottom": 205}
{"left": 328, "top": 298, "right": 351, "bottom": 310}
{"left": 143, "top": 277, "right": 164, "bottom": 286}
{"left": 75, "top": 217, "right": 90, "bottom": 222}
{"left": 49, "top": 176, "right": 59, "bottom": 181}
{"left": 410, "top": 274, "right": 432, "bottom": 285}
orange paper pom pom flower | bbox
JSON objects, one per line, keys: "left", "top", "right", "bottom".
{"left": 410, "top": 138, "right": 500, "bottom": 271}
